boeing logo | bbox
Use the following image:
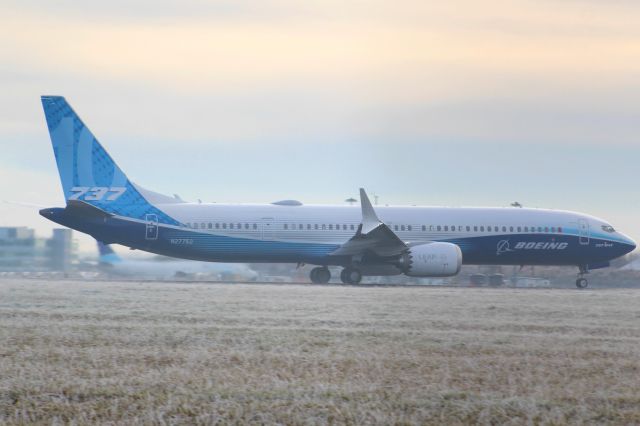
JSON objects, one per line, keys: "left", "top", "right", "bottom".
{"left": 497, "top": 240, "right": 568, "bottom": 255}
{"left": 496, "top": 240, "right": 514, "bottom": 256}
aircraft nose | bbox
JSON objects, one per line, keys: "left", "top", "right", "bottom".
{"left": 622, "top": 235, "right": 636, "bottom": 254}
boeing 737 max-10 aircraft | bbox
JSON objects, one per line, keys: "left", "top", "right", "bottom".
{"left": 39, "top": 96, "right": 636, "bottom": 288}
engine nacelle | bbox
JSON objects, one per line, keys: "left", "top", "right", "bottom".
{"left": 400, "top": 242, "right": 462, "bottom": 277}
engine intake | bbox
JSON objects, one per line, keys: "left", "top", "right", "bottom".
{"left": 400, "top": 242, "right": 462, "bottom": 277}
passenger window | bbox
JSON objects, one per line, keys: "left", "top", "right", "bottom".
{"left": 401, "top": 225, "right": 405, "bottom": 231}
{"left": 480, "top": 226, "right": 484, "bottom": 232}
{"left": 422, "top": 225, "right": 426, "bottom": 231}
{"left": 545, "top": 227, "right": 549, "bottom": 233}
{"left": 322, "top": 224, "right": 326, "bottom": 230}
{"left": 551, "top": 227, "right": 555, "bottom": 233}
{"left": 284, "top": 224, "right": 288, "bottom": 230}
{"left": 538, "top": 227, "right": 542, "bottom": 232}
{"left": 474, "top": 226, "right": 478, "bottom": 232}
{"left": 502, "top": 226, "right": 507, "bottom": 232}
{"left": 558, "top": 227, "right": 562, "bottom": 233}
{"left": 299, "top": 224, "right": 303, "bottom": 230}
{"left": 208, "top": 223, "right": 212, "bottom": 229}
{"left": 253, "top": 224, "right": 257, "bottom": 230}
{"left": 231, "top": 223, "right": 235, "bottom": 230}
{"left": 315, "top": 224, "right": 319, "bottom": 230}
{"left": 329, "top": 224, "right": 333, "bottom": 230}
{"left": 517, "top": 226, "right": 521, "bottom": 232}
{"left": 222, "top": 223, "right": 227, "bottom": 229}
{"left": 437, "top": 225, "right": 441, "bottom": 231}
{"left": 350, "top": 224, "right": 355, "bottom": 230}
{"left": 444, "top": 226, "right": 448, "bottom": 231}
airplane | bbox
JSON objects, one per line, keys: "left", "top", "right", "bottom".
{"left": 38, "top": 96, "right": 636, "bottom": 288}
{"left": 96, "top": 241, "right": 258, "bottom": 280}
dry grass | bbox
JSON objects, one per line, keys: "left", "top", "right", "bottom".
{"left": 1, "top": 280, "right": 640, "bottom": 425}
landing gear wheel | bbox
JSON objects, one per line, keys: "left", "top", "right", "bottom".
{"left": 340, "top": 268, "right": 362, "bottom": 284}
{"left": 310, "top": 267, "right": 331, "bottom": 284}
{"left": 576, "top": 278, "right": 588, "bottom": 289}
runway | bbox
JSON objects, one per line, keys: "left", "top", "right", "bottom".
{"left": 1, "top": 279, "right": 639, "bottom": 424}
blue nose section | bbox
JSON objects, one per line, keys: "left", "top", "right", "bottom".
{"left": 621, "top": 235, "right": 636, "bottom": 255}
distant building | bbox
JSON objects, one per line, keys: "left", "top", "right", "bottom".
{"left": 48, "top": 229, "right": 74, "bottom": 271}
{"left": 0, "top": 227, "right": 75, "bottom": 272}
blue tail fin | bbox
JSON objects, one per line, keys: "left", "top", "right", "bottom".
{"left": 41, "top": 96, "right": 179, "bottom": 225}
{"left": 97, "top": 241, "right": 122, "bottom": 264}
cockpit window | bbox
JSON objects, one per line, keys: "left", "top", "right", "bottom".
{"left": 601, "top": 225, "right": 615, "bottom": 233}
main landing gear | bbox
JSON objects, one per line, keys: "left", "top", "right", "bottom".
{"left": 340, "top": 267, "right": 362, "bottom": 285}
{"left": 309, "top": 267, "right": 363, "bottom": 284}
{"left": 576, "top": 265, "right": 589, "bottom": 289}
{"left": 310, "top": 266, "right": 331, "bottom": 284}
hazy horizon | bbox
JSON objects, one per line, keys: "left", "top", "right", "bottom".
{"left": 1, "top": 0, "right": 638, "bottom": 253}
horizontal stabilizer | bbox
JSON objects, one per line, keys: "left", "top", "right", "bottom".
{"left": 65, "top": 199, "right": 114, "bottom": 219}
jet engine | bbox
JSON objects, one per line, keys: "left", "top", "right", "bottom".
{"left": 399, "top": 242, "right": 462, "bottom": 277}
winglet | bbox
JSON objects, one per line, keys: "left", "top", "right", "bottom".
{"left": 360, "top": 188, "right": 382, "bottom": 234}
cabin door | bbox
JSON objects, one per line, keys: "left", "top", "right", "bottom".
{"left": 578, "top": 218, "right": 590, "bottom": 245}
{"left": 145, "top": 214, "right": 159, "bottom": 240}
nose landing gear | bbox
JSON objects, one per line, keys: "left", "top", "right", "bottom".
{"left": 576, "top": 277, "right": 588, "bottom": 288}
{"left": 576, "top": 265, "right": 589, "bottom": 289}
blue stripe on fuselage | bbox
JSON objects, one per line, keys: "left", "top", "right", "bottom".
{"left": 43, "top": 209, "right": 633, "bottom": 266}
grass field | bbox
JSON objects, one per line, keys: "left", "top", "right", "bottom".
{"left": 1, "top": 280, "right": 639, "bottom": 424}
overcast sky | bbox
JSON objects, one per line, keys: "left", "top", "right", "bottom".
{"left": 1, "top": 0, "right": 639, "bottom": 253}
